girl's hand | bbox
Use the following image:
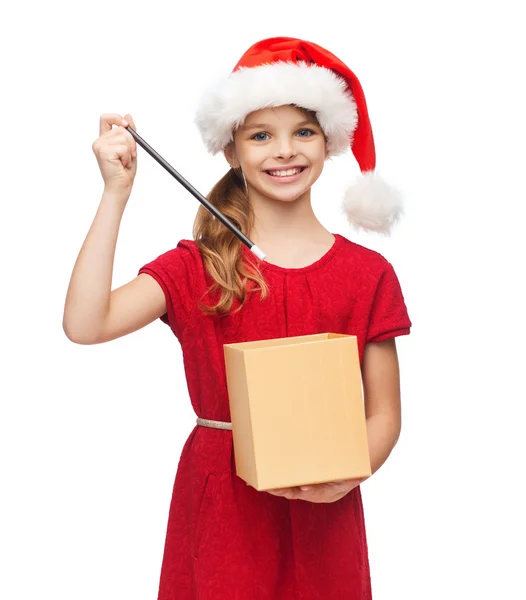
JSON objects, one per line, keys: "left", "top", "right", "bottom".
{"left": 266, "top": 477, "right": 367, "bottom": 503}
{"left": 92, "top": 113, "right": 138, "bottom": 193}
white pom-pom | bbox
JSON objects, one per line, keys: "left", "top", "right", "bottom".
{"left": 342, "top": 171, "right": 404, "bottom": 235}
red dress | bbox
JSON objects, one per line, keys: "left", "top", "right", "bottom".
{"left": 138, "top": 233, "right": 412, "bottom": 600}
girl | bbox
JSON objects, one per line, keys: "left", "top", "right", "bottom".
{"left": 63, "top": 37, "right": 412, "bottom": 600}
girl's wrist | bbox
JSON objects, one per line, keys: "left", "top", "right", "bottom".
{"left": 103, "top": 185, "right": 131, "bottom": 200}
{"left": 101, "top": 187, "right": 131, "bottom": 211}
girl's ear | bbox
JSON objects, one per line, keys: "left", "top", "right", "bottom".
{"left": 224, "top": 142, "right": 240, "bottom": 169}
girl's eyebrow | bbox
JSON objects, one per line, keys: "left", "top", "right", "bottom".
{"left": 241, "top": 119, "right": 317, "bottom": 131}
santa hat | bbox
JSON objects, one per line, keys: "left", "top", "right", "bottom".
{"left": 195, "top": 37, "right": 403, "bottom": 234}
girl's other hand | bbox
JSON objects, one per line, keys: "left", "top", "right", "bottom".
{"left": 266, "top": 477, "right": 367, "bottom": 503}
{"left": 92, "top": 113, "right": 138, "bottom": 193}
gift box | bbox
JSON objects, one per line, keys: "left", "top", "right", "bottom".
{"left": 223, "top": 333, "right": 371, "bottom": 491}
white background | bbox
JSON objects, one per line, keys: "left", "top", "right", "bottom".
{"left": 2, "top": 1, "right": 525, "bottom": 598}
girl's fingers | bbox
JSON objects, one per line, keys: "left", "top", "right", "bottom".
{"left": 326, "top": 478, "right": 363, "bottom": 486}
{"left": 268, "top": 488, "right": 289, "bottom": 495}
{"left": 268, "top": 481, "right": 361, "bottom": 501}
{"left": 267, "top": 487, "right": 299, "bottom": 499}
{"left": 123, "top": 113, "right": 137, "bottom": 158}
{"left": 99, "top": 113, "right": 126, "bottom": 136}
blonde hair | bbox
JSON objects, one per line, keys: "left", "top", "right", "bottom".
{"left": 193, "top": 107, "right": 324, "bottom": 317}
{"left": 193, "top": 166, "right": 269, "bottom": 316}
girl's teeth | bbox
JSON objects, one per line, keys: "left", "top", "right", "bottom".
{"left": 268, "top": 168, "right": 302, "bottom": 177}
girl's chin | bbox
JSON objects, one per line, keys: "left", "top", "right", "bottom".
{"left": 245, "top": 170, "right": 320, "bottom": 203}
{"left": 256, "top": 188, "right": 309, "bottom": 203}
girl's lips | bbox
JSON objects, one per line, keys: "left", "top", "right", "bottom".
{"left": 263, "top": 167, "right": 307, "bottom": 184}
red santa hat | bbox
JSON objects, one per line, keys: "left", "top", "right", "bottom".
{"left": 195, "top": 37, "right": 403, "bottom": 234}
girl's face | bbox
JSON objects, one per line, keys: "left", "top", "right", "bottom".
{"left": 225, "top": 105, "right": 328, "bottom": 205}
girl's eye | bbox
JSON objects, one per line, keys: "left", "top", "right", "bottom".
{"left": 252, "top": 132, "right": 269, "bottom": 141}
{"left": 251, "top": 129, "right": 316, "bottom": 141}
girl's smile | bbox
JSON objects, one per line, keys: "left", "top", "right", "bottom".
{"left": 263, "top": 165, "right": 308, "bottom": 183}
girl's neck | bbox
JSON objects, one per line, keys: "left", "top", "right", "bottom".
{"left": 248, "top": 189, "right": 329, "bottom": 247}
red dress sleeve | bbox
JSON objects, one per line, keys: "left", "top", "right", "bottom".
{"left": 366, "top": 262, "right": 412, "bottom": 343}
{"left": 137, "top": 240, "right": 197, "bottom": 339}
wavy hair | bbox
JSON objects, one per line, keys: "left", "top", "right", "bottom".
{"left": 193, "top": 166, "right": 269, "bottom": 316}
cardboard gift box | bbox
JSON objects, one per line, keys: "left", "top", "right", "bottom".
{"left": 223, "top": 333, "right": 371, "bottom": 491}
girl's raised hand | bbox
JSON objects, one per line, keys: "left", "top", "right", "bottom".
{"left": 92, "top": 113, "right": 138, "bottom": 193}
{"left": 266, "top": 477, "right": 367, "bottom": 503}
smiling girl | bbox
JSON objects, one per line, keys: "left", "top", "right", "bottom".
{"left": 64, "top": 37, "right": 412, "bottom": 600}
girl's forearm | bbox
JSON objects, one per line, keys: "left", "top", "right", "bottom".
{"left": 366, "top": 413, "right": 401, "bottom": 476}
{"left": 62, "top": 189, "right": 129, "bottom": 343}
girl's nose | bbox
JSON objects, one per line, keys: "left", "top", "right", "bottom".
{"left": 275, "top": 137, "right": 297, "bottom": 160}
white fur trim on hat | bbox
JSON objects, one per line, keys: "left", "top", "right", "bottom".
{"left": 195, "top": 61, "right": 357, "bottom": 156}
{"left": 343, "top": 171, "right": 404, "bottom": 235}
